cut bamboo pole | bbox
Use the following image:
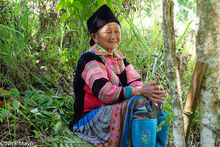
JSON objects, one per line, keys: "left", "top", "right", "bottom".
{"left": 183, "top": 60, "right": 206, "bottom": 143}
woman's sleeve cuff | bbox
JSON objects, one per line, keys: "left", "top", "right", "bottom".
{"left": 124, "top": 86, "right": 132, "bottom": 99}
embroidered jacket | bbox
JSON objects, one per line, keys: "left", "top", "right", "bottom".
{"left": 73, "top": 45, "right": 144, "bottom": 124}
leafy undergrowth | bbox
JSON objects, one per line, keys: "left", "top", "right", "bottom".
{"left": 0, "top": 88, "right": 200, "bottom": 147}
{"left": 0, "top": 88, "right": 93, "bottom": 146}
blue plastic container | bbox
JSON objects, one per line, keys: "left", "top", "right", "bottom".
{"left": 132, "top": 118, "right": 157, "bottom": 147}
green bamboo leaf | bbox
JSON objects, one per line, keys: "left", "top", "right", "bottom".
{"left": 44, "top": 91, "right": 54, "bottom": 96}
{"left": 23, "top": 90, "right": 33, "bottom": 98}
{"left": 106, "top": 0, "right": 114, "bottom": 11}
{"left": 12, "top": 99, "right": 20, "bottom": 110}
{"left": 56, "top": 0, "right": 66, "bottom": 12}
{"left": 34, "top": 130, "right": 40, "bottom": 138}
{"left": 69, "top": 0, "right": 73, "bottom": 4}
{"left": 0, "top": 24, "right": 24, "bottom": 38}
{"left": 114, "top": 0, "right": 122, "bottom": 4}
{"left": 54, "top": 121, "right": 63, "bottom": 133}
{"left": 9, "top": 88, "right": 19, "bottom": 97}
{"left": 61, "top": 12, "right": 70, "bottom": 23}
{"left": 74, "top": 1, "right": 83, "bottom": 10}
{"left": 0, "top": 88, "right": 11, "bottom": 97}
{"left": 97, "top": 0, "right": 104, "bottom": 7}
{"left": 66, "top": 112, "right": 74, "bottom": 117}
{"left": 177, "top": 20, "right": 193, "bottom": 48}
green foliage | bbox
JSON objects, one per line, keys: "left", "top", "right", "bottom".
{"left": 176, "top": 0, "right": 196, "bottom": 22}
{"left": 0, "top": 88, "right": 75, "bottom": 145}
{"left": 142, "top": 0, "right": 161, "bottom": 16}
{"left": 0, "top": 0, "right": 76, "bottom": 92}
{"left": 56, "top": 0, "right": 122, "bottom": 23}
{"left": 45, "top": 125, "right": 93, "bottom": 146}
{"left": 118, "top": 5, "right": 166, "bottom": 85}
{"left": 157, "top": 95, "right": 174, "bottom": 135}
{"left": 176, "top": 20, "right": 193, "bottom": 49}
{"left": 0, "top": 0, "right": 46, "bottom": 90}
{"left": 178, "top": 0, "right": 194, "bottom": 9}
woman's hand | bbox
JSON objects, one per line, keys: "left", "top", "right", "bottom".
{"left": 132, "top": 81, "right": 168, "bottom": 104}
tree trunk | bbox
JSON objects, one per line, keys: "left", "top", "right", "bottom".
{"left": 162, "top": 0, "right": 186, "bottom": 146}
{"left": 196, "top": 0, "right": 220, "bottom": 146}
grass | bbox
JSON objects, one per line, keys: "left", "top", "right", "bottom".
{"left": 0, "top": 88, "right": 93, "bottom": 146}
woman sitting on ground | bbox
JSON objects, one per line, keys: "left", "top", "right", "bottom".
{"left": 69, "top": 4, "right": 169, "bottom": 147}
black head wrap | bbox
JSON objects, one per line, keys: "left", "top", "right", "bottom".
{"left": 87, "top": 4, "right": 121, "bottom": 46}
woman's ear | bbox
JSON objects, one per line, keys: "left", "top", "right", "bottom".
{"left": 92, "top": 33, "right": 97, "bottom": 43}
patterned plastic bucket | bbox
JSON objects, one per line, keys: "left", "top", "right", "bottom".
{"left": 132, "top": 119, "right": 157, "bottom": 147}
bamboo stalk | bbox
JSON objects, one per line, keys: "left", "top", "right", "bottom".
{"left": 183, "top": 60, "right": 206, "bottom": 143}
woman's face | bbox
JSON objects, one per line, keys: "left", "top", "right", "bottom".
{"left": 92, "top": 22, "right": 121, "bottom": 53}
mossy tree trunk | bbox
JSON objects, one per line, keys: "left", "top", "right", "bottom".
{"left": 196, "top": 0, "right": 220, "bottom": 146}
{"left": 162, "top": 0, "right": 186, "bottom": 146}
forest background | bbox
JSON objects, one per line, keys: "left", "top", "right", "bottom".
{"left": 0, "top": 0, "right": 199, "bottom": 146}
